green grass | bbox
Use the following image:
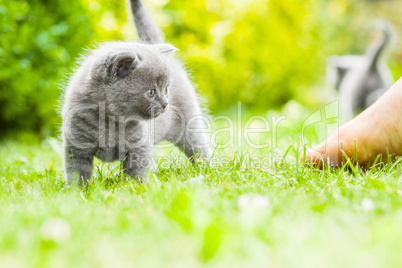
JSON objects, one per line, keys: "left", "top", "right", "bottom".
{"left": 1, "top": 112, "right": 402, "bottom": 268}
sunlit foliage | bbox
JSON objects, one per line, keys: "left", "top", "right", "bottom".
{"left": 0, "top": 0, "right": 401, "bottom": 135}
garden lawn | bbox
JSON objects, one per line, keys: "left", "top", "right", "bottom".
{"left": 1, "top": 113, "right": 402, "bottom": 268}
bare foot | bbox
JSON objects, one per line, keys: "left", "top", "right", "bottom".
{"left": 300, "top": 77, "right": 402, "bottom": 168}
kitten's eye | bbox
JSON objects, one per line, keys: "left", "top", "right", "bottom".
{"left": 146, "top": 89, "right": 155, "bottom": 98}
{"left": 165, "top": 87, "right": 168, "bottom": 94}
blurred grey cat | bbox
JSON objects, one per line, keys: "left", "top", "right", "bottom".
{"left": 326, "top": 19, "right": 395, "bottom": 121}
{"left": 62, "top": 0, "right": 212, "bottom": 184}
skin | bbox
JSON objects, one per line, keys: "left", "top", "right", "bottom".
{"left": 300, "top": 77, "right": 402, "bottom": 168}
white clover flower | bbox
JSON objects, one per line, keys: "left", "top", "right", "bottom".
{"left": 361, "top": 197, "right": 375, "bottom": 211}
{"left": 237, "top": 194, "right": 270, "bottom": 211}
{"left": 40, "top": 217, "right": 71, "bottom": 243}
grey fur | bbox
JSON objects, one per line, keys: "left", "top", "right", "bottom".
{"left": 326, "top": 19, "right": 395, "bottom": 121}
{"left": 62, "top": 0, "right": 212, "bottom": 184}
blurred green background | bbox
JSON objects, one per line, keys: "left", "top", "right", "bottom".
{"left": 0, "top": 0, "right": 401, "bottom": 137}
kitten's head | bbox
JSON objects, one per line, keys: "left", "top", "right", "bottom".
{"left": 92, "top": 43, "right": 177, "bottom": 120}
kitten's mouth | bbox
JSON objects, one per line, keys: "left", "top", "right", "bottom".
{"left": 145, "top": 107, "right": 168, "bottom": 119}
{"left": 154, "top": 107, "right": 168, "bottom": 117}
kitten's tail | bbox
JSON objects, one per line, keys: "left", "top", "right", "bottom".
{"left": 366, "top": 19, "right": 395, "bottom": 70}
{"left": 130, "top": 0, "right": 164, "bottom": 44}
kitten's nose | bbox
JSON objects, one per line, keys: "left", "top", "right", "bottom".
{"left": 160, "top": 96, "right": 168, "bottom": 109}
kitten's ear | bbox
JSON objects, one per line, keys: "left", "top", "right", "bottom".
{"left": 154, "top": 44, "right": 178, "bottom": 55}
{"left": 109, "top": 52, "right": 139, "bottom": 80}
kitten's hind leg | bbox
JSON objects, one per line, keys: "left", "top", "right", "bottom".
{"left": 64, "top": 147, "right": 94, "bottom": 185}
{"left": 130, "top": 0, "right": 164, "bottom": 44}
{"left": 176, "top": 129, "right": 213, "bottom": 165}
{"left": 123, "top": 147, "right": 155, "bottom": 184}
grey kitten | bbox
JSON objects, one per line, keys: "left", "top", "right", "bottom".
{"left": 326, "top": 19, "right": 395, "bottom": 121}
{"left": 62, "top": 0, "right": 212, "bottom": 184}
